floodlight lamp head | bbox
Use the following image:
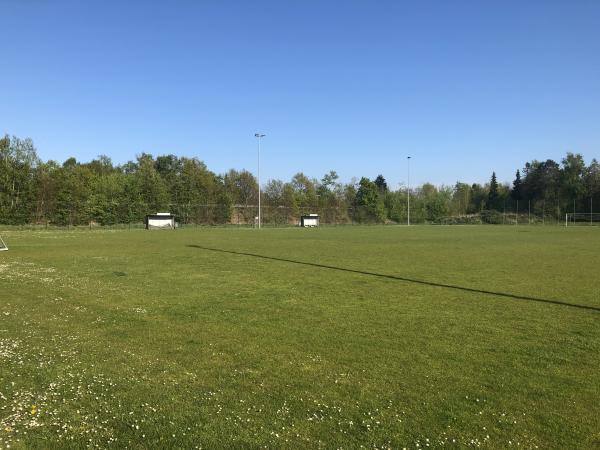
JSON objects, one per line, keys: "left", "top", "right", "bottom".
{"left": 255, "top": 133, "right": 265, "bottom": 138}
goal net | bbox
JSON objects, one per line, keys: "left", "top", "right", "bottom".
{"left": 0, "top": 235, "right": 7, "bottom": 251}
{"left": 565, "top": 213, "right": 600, "bottom": 226}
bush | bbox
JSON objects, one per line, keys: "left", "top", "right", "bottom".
{"left": 480, "top": 210, "right": 504, "bottom": 224}
{"left": 435, "top": 215, "right": 482, "bottom": 225}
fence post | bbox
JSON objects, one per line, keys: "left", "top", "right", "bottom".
{"left": 542, "top": 200, "right": 545, "bottom": 225}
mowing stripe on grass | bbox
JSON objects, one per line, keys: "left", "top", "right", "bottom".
{"left": 188, "top": 244, "right": 600, "bottom": 313}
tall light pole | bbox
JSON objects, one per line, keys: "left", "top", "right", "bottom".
{"left": 407, "top": 156, "right": 411, "bottom": 226}
{"left": 254, "top": 133, "right": 265, "bottom": 229}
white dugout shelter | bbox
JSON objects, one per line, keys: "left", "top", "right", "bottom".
{"left": 300, "top": 214, "right": 320, "bottom": 227}
{"left": 145, "top": 213, "right": 176, "bottom": 230}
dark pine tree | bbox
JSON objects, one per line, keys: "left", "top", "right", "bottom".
{"left": 374, "top": 174, "right": 388, "bottom": 193}
{"left": 487, "top": 172, "right": 500, "bottom": 210}
{"left": 511, "top": 170, "right": 523, "bottom": 203}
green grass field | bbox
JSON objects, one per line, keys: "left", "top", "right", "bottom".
{"left": 1, "top": 225, "right": 599, "bottom": 449}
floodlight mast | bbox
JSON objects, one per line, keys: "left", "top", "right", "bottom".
{"left": 407, "top": 156, "right": 411, "bottom": 226}
{"left": 254, "top": 133, "right": 266, "bottom": 229}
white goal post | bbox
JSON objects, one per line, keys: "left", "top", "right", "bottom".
{"left": 0, "top": 235, "right": 7, "bottom": 252}
{"left": 565, "top": 213, "right": 600, "bottom": 226}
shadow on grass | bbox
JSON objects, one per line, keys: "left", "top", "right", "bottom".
{"left": 187, "top": 244, "right": 600, "bottom": 313}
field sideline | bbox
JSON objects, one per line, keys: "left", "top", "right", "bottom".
{"left": 1, "top": 226, "right": 599, "bottom": 449}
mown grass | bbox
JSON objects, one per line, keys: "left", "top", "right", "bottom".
{"left": 1, "top": 225, "right": 599, "bottom": 449}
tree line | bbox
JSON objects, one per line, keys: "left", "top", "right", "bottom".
{"left": 1, "top": 134, "right": 598, "bottom": 226}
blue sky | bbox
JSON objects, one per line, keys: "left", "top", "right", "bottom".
{"left": 1, "top": 0, "right": 599, "bottom": 187}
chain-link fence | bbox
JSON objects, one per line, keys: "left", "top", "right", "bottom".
{"left": 5, "top": 205, "right": 598, "bottom": 229}
{"left": 173, "top": 205, "right": 388, "bottom": 226}
{"left": 435, "top": 211, "right": 573, "bottom": 225}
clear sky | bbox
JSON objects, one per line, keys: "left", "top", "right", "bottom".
{"left": 2, "top": 0, "right": 599, "bottom": 188}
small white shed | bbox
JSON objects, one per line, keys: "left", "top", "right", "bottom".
{"left": 300, "top": 214, "right": 320, "bottom": 227}
{"left": 145, "top": 213, "right": 175, "bottom": 229}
